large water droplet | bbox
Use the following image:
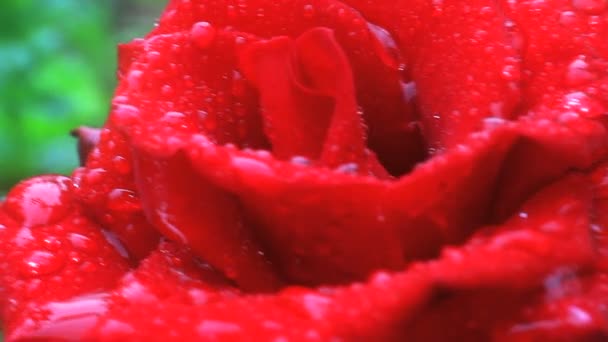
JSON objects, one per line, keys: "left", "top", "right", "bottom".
{"left": 501, "top": 64, "right": 520, "bottom": 81}
{"left": 559, "top": 11, "right": 578, "bottom": 25}
{"left": 127, "top": 70, "right": 143, "bottom": 90}
{"left": 565, "top": 56, "right": 596, "bottom": 86}
{"left": 290, "top": 156, "right": 312, "bottom": 166}
{"left": 24, "top": 293, "right": 110, "bottom": 340}
{"left": 191, "top": 21, "right": 216, "bottom": 49}
{"left": 112, "top": 156, "right": 132, "bottom": 175}
{"left": 107, "top": 189, "right": 142, "bottom": 213}
{"left": 303, "top": 4, "right": 316, "bottom": 19}
{"left": 197, "top": 320, "right": 241, "bottom": 335}
{"left": 302, "top": 294, "right": 331, "bottom": 320}
{"left": 119, "top": 278, "right": 157, "bottom": 304}
{"left": 5, "top": 176, "right": 73, "bottom": 227}
{"left": 571, "top": 0, "right": 606, "bottom": 14}
{"left": 99, "top": 319, "right": 136, "bottom": 336}
{"left": 113, "top": 104, "right": 141, "bottom": 126}
{"left": 335, "top": 162, "right": 359, "bottom": 174}
{"left": 367, "top": 22, "right": 402, "bottom": 70}
{"left": 20, "top": 250, "right": 65, "bottom": 277}
{"left": 563, "top": 91, "right": 604, "bottom": 118}
{"left": 69, "top": 233, "right": 99, "bottom": 254}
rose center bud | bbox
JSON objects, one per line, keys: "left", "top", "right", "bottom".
{"left": 239, "top": 27, "right": 395, "bottom": 178}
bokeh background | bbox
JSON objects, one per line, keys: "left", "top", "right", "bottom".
{"left": 0, "top": 0, "right": 166, "bottom": 194}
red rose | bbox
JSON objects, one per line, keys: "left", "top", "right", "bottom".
{"left": 2, "top": 0, "right": 608, "bottom": 340}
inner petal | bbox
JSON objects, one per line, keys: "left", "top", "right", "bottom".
{"left": 239, "top": 27, "right": 389, "bottom": 177}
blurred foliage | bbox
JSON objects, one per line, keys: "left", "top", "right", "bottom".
{"left": 0, "top": 0, "right": 166, "bottom": 193}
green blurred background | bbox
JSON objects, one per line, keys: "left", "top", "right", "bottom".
{"left": 0, "top": 0, "right": 166, "bottom": 194}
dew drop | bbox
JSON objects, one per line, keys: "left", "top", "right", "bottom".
{"left": 367, "top": 22, "right": 402, "bottom": 70}
{"left": 69, "top": 233, "right": 99, "bottom": 254}
{"left": 162, "top": 111, "right": 186, "bottom": 124}
{"left": 188, "top": 289, "right": 209, "bottom": 305}
{"left": 113, "top": 104, "right": 141, "bottom": 125}
{"left": 30, "top": 293, "right": 110, "bottom": 339}
{"left": 401, "top": 81, "right": 417, "bottom": 102}
{"left": 102, "top": 230, "right": 130, "bottom": 259}
{"left": 21, "top": 250, "right": 65, "bottom": 277}
{"left": 84, "top": 168, "right": 107, "bottom": 185}
{"left": 127, "top": 70, "right": 143, "bottom": 90}
{"left": 147, "top": 50, "right": 161, "bottom": 62}
{"left": 119, "top": 279, "right": 157, "bottom": 304}
{"left": 303, "top": 4, "right": 315, "bottom": 18}
{"left": 302, "top": 294, "right": 331, "bottom": 320}
{"left": 571, "top": 0, "right": 606, "bottom": 14}
{"left": 231, "top": 157, "right": 274, "bottom": 177}
{"left": 5, "top": 176, "right": 73, "bottom": 227}
{"left": 198, "top": 320, "right": 241, "bottom": 335}
{"left": 231, "top": 71, "right": 247, "bottom": 97}
{"left": 107, "top": 189, "right": 142, "bottom": 212}
{"left": 563, "top": 91, "right": 604, "bottom": 118}
{"left": 99, "top": 319, "right": 136, "bottom": 336}
{"left": 290, "top": 156, "right": 312, "bottom": 166}
{"left": 191, "top": 21, "right": 216, "bottom": 49}
{"left": 483, "top": 117, "right": 507, "bottom": 129}
{"left": 565, "top": 56, "right": 596, "bottom": 86}
{"left": 161, "top": 84, "right": 173, "bottom": 96}
{"left": 43, "top": 236, "right": 63, "bottom": 252}
{"left": 335, "top": 162, "right": 359, "bottom": 174}
{"left": 501, "top": 64, "right": 520, "bottom": 81}
{"left": 112, "top": 156, "right": 132, "bottom": 175}
{"left": 568, "top": 306, "right": 592, "bottom": 324}
{"left": 559, "top": 11, "right": 578, "bottom": 25}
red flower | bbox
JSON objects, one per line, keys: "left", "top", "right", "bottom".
{"left": 2, "top": 0, "right": 608, "bottom": 340}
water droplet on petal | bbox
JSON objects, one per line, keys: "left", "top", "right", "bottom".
{"left": 302, "top": 294, "right": 330, "bottom": 320}
{"left": 565, "top": 56, "right": 596, "bottom": 86}
{"left": 501, "top": 64, "right": 520, "bottom": 81}
{"left": 290, "top": 156, "right": 312, "bottom": 166}
{"left": 198, "top": 320, "right": 241, "bottom": 336}
{"left": 127, "top": 70, "right": 143, "bottom": 90}
{"left": 107, "top": 189, "right": 142, "bottom": 212}
{"left": 113, "top": 104, "right": 141, "bottom": 126}
{"left": 303, "top": 4, "right": 315, "bottom": 18}
{"left": 112, "top": 156, "right": 132, "bottom": 175}
{"left": 21, "top": 250, "right": 65, "bottom": 277}
{"left": 43, "top": 236, "right": 63, "bottom": 252}
{"left": 560, "top": 11, "right": 578, "bottom": 25}
{"left": 99, "top": 319, "right": 136, "bottom": 336}
{"left": 563, "top": 91, "right": 604, "bottom": 118}
{"left": 191, "top": 21, "right": 216, "bottom": 49}
{"left": 571, "top": 0, "right": 606, "bottom": 14}
{"left": 69, "top": 233, "right": 99, "bottom": 254}
{"left": 5, "top": 176, "right": 73, "bottom": 227}
{"left": 367, "top": 22, "right": 402, "bottom": 69}
{"left": 336, "top": 163, "right": 359, "bottom": 174}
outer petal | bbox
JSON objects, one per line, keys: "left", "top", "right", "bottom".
{"left": 73, "top": 128, "right": 160, "bottom": 261}
{"left": 85, "top": 268, "right": 431, "bottom": 341}
{"left": 401, "top": 167, "right": 607, "bottom": 340}
{"left": 0, "top": 176, "right": 129, "bottom": 340}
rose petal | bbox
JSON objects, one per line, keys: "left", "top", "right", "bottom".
{"left": 85, "top": 268, "right": 431, "bottom": 341}
{"left": 147, "top": 0, "right": 425, "bottom": 175}
{"left": 0, "top": 176, "right": 129, "bottom": 340}
{"left": 342, "top": 0, "right": 523, "bottom": 150}
{"left": 73, "top": 128, "right": 160, "bottom": 261}
{"left": 239, "top": 27, "right": 389, "bottom": 176}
